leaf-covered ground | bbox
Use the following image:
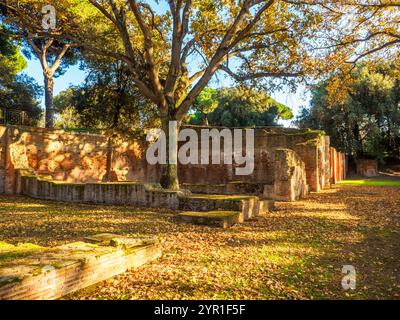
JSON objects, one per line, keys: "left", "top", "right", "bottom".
{"left": 0, "top": 183, "right": 399, "bottom": 299}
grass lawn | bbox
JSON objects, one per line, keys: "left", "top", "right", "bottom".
{"left": 0, "top": 182, "right": 399, "bottom": 299}
{"left": 339, "top": 179, "right": 400, "bottom": 187}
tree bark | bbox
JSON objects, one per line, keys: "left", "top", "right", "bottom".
{"left": 203, "top": 113, "right": 209, "bottom": 126}
{"left": 44, "top": 74, "right": 55, "bottom": 128}
{"left": 159, "top": 112, "right": 179, "bottom": 190}
{"left": 103, "top": 137, "right": 114, "bottom": 182}
{"left": 103, "top": 96, "right": 122, "bottom": 182}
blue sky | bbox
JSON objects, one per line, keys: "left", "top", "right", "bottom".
{"left": 24, "top": 55, "right": 309, "bottom": 127}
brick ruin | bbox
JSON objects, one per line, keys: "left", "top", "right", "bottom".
{"left": 0, "top": 124, "right": 350, "bottom": 300}
{"left": 0, "top": 125, "right": 347, "bottom": 203}
{"left": 355, "top": 159, "right": 378, "bottom": 177}
{"left": 0, "top": 233, "right": 161, "bottom": 300}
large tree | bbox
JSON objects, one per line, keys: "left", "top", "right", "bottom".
{"left": 325, "top": 1, "right": 400, "bottom": 65}
{"left": 190, "top": 86, "right": 293, "bottom": 127}
{"left": 1, "top": 1, "right": 79, "bottom": 128}
{"left": 0, "top": 26, "right": 42, "bottom": 125}
{"left": 54, "top": 59, "right": 158, "bottom": 134}
{"left": 1, "top": 0, "right": 383, "bottom": 189}
{"left": 296, "top": 62, "right": 400, "bottom": 161}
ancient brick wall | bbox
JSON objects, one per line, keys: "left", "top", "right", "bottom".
{"left": 0, "top": 125, "right": 161, "bottom": 193}
{"left": 0, "top": 125, "right": 331, "bottom": 194}
{"left": 178, "top": 126, "right": 329, "bottom": 191}
{"left": 330, "top": 147, "right": 347, "bottom": 183}
{"left": 273, "top": 148, "right": 308, "bottom": 201}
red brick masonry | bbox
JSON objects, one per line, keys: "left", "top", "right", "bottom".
{"left": 0, "top": 234, "right": 161, "bottom": 300}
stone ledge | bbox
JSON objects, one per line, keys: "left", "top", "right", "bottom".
{"left": 178, "top": 211, "right": 240, "bottom": 229}
{"left": 0, "top": 234, "right": 161, "bottom": 300}
{"left": 18, "top": 171, "right": 271, "bottom": 218}
{"left": 178, "top": 194, "right": 263, "bottom": 222}
{"left": 182, "top": 182, "right": 266, "bottom": 196}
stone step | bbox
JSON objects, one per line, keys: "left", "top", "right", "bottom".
{"left": 177, "top": 211, "right": 240, "bottom": 229}
{"left": 179, "top": 194, "right": 274, "bottom": 221}
{"left": 178, "top": 194, "right": 253, "bottom": 212}
{"left": 258, "top": 198, "right": 275, "bottom": 215}
{"left": 0, "top": 234, "right": 161, "bottom": 300}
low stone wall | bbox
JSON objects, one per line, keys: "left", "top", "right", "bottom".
{"left": 178, "top": 194, "right": 271, "bottom": 222}
{"left": 178, "top": 211, "right": 240, "bottom": 229}
{"left": 182, "top": 182, "right": 265, "bottom": 196}
{"left": 273, "top": 148, "right": 308, "bottom": 201}
{"left": 18, "top": 170, "right": 273, "bottom": 216}
{"left": 19, "top": 170, "right": 180, "bottom": 209}
{"left": 0, "top": 234, "right": 161, "bottom": 300}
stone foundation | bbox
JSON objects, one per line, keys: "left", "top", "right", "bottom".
{"left": 0, "top": 125, "right": 335, "bottom": 197}
{"left": 182, "top": 182, "right": 265, "bottom": 196}
{"left": 0, "top": 234, "right": 161, "bottom": 300}
{"left": 17, "top": 170, "right": 274, "bottom": 215}
{"left": 178, "top": 211, "right": 240, "bottom": 229}
{"left": 19, "top": 170, "right": 181, "bottom": 209}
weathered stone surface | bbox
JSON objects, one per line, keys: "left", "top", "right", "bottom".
{"left": 330, "top": 148, "right": 347, "bottom": 183}
{"left": 356, "top": 159, "right": 378, "bottom": 177}
{"left": 178, "top": 194, "right": 263, "bottom": 222}
{"left": 178, "top": 211, "right": 240, "bottom": 229}
{"left": 0, "top": 234, "right": 161, "bottom": 300}
{"left": 274, "top": 148, "right": 308, "bottom": 202}
{"left": 84, "top": 233, "right": 158, "bottom": 248}
{"left": 0, "top": 125, "right": 333, "bottom": 198}
{"left": 258, "top": 198, "right": 275, "bottom": 215}
{"left": 263, "top": 184, "right": 274, "bottom": 198}
{"left": 182, "top": 181, "right": 267, "bottom": 197}
{"left": 18, "top": 171, "right": 274, "bottom": 216}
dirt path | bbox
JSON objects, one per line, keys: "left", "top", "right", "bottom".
{"left": 0, "top": 183, "right": 399, "bottom": 299}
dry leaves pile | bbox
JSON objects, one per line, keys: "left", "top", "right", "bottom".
{"left": 0, "top": 184, "right": 399, "bottom": 299}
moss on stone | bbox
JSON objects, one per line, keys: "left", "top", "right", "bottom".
{"left": 0, "top": 276, "right": 22, "bottom": 288}
{"left": 186, "top": 194, "right": 254, "bottom": 201}
{"left": 0, "top": 241, "right": 44, "bottom": 264}
{"left": 296, "top": 138, "right": 321, "bottom": 147}
{"left": 179, "top": 211, "right": 240, "bottom": 218}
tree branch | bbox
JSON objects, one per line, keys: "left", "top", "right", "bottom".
{"left": 218, "top": 64, "right": 302, "bottom": 81}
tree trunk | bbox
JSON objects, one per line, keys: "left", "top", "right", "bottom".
{"left": 103, "top": 137, "right": 113, "bottom": 182}
{"left": 203, "top": 113, "right": 209, "bottom": 126}
{"left": 44, "top": 74, "right": 55, "bottom": 128}
{"left": 353, "top": 123, "right": 363, "bottom": 158}
{"left": 159, "top": 113, "right": 180, "bottom": 190}
{"left": 103, "top": 98, "right": 122, "bottom": 182}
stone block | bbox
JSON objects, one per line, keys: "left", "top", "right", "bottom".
{"left": 178, "top": 211, "right": 240, "bottom": 229}
{"left": 0, "top": 234, "right": 161, "bottom": 300}
{"left": 274, "top": 148, "right": 308, "bottom": 201}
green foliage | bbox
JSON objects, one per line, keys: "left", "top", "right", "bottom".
{"left": 54, "top": 59, "right": 158, "bottom": 137}
{"left": 190, "top": 87, "right": 293, "bottom": 127}
{"left": 0, "top": 30, "right": 42, "bottom": 124}
{"left": 296, "top": 63, "right": 400, "bottom": 161}
{"left": 0, "top": 27, "right": 27, "bottom": 76}
{"left": 0, "top": 241, "right": 44, "bottom": 264}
